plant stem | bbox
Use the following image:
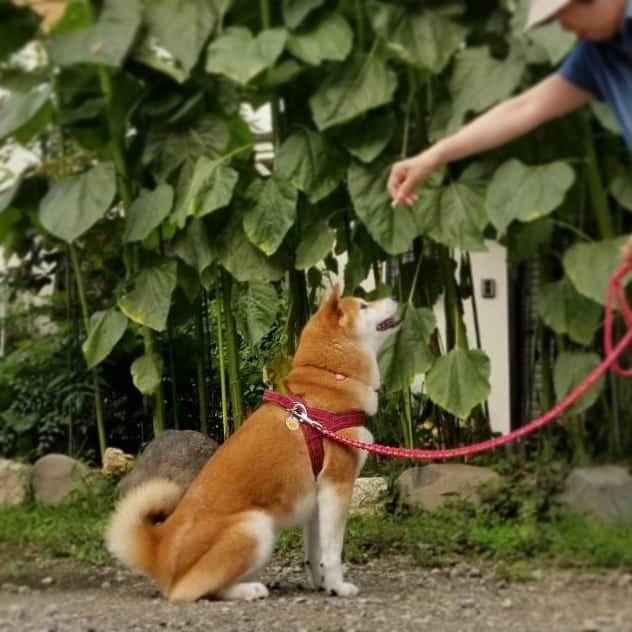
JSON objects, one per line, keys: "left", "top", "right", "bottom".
{"left": 221, "top": 270, "right": 244, "bottom": 429}
{"left": 354, "top": 0, "right": 365, "bottom": 49}
{"left": 196, "top": 301, "right": 209, "bottom": 435}
{"left": 213, "top": 275, "right": 230, "bottom": 440}
{"left": 69, "top": 244, "right": 107, "bottom": 459}
{"left": 582, "top": 114, "right": 614, "bottom": 239}
{"left": 87, "top": 0, "right": 166, "bottom": 437}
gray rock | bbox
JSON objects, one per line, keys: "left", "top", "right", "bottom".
{"left": 0, "top": 459, "right": 31, "bottom": 506}
{"left": 119, "top": 430, "right": 218, "bottom": 497}
{"left": 31, "top": 454, "right": 93, "bottom": 505}
{"left": 350, "top": 477, "right": 388, "bottom": 516}
{"left": 556, "top": 466, "right": 632, "bottom": 524}
{"left": 396, "top": 464, "right": 502, "bottom": 511}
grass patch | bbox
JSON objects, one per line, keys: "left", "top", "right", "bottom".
{"left": 2, "top": 471, "right": 632, "bottom": 573}
{"left": 0, "top": 480, "right": 116, "bottom": 565}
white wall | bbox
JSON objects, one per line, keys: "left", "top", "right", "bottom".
{"left": 433, "top": 242, "right": 512, "bottom": 435}
{"left": 337, "top": 241, "right": 512, "bottom": 435}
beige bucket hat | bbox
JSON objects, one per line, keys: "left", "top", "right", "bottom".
{"left": 526, "top": 0, "right": 574, "bottom": 28}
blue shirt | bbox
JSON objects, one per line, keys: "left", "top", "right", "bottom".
{"left": 559, "top": 1, "right": 632, "bottom": 149}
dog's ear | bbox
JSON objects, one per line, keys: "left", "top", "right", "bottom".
{"left": 318, "top": 283, "right": 342, "bottom": 316}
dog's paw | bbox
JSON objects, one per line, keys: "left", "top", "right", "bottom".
{"left": 326, "top": 582, "right": 359, "bottom": 598}
{"left": 219, "top": 582, "right": 269, "bottom": 601}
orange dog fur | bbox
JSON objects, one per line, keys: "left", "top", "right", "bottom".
{"left": 106, "top": 288, "right": 399, "bottom": 602}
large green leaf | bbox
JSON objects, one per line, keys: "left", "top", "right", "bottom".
{"left": 0, "top": 175, "right": 23, "bottom": 214}
{"left": 123, "top": 184, "right": 174, "bottom": 243}
{"left": 609, "top": 168, "right": 632, "bottom": 211}
{"left": 143, "top": 114, "right": 231, "bottom": 180}
{"left": 554, "top": 352, "right": 604, "bottom": 416}
{"left": 447, "top": 46, "right": 526, "bottom": 132}
{"left": 527, "top": 24, "right": 576, "bottom": 65}
{"left": 172, "top": 156, "right": 238, "bottom": 228}
{"left": 39, "top": 162, "right": 116, "bottom": 243}
{"left": 131, "top": 353, "right": 164, "bottom": 396}
{"left": 82, "top": 308, "right": 128, "bottom": 369}
{"left": 173, "top": 219, "right": 213, "bottom": 275}
{"left": 0, "top": 79, "right": 52, "bottom": 142}
{"left": 426, "top": 348, "right": 491, "bottom": 419}
{"left": 309, "top": 53, "right": 397, "bottom": 130}
{"left": 287, "top": 13, "right": 353, "bottom": 65}
{"left": 487, "top": 160, "right": 575, "bottom": 235}
{"left": 206, "top": 27, "right": 287, "bottom": 85}
{"left": 232, "top": 282, "right": 278, "bottom": 346}
{"left": 538, "top": 278, "right": 602, "bottom": 346}
{"left": 276, "top": 130, "right": 346, "bottom": 203}
{"left": 142, "top": 0, "right": 228, "bottom": 77}
{"left": 47, "top": 0, "right": 142, "bottom": 68}
{"left": 348, "top": 162, "right": 417, "bottom": 256}
{"left": 339, "top": 110, "right": 395, "bottom": 163}
{"left": 510, "top": 0, "right": 576, "bottom": 65}
{"left": 243, "top": 177, "right": 298, "bottom": 256}
{"left": 414, "top": 180, "right": 487, "bottom": 252}
{"left": 378, "top": 306, "right": 436, "bottom": 392}
{"left": 295, "top": 219, "right": 336, "bottom": 270}
{"left": 282, "top": 0, "right": 324, "bottom": 28}
{"left": 370, "top": 2, "right": 466, "bottom": 74}
{"left": 212, "top": 211, "right": 284, "bottom": 283}
{"left": 118, "top": 260, "right": 178, "bottom": 332}
{"left": 563, "top": 238, "right": 629, "bottom": 306}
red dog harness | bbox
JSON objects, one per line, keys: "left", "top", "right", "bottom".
{"left": 262, "top": 391, "right": 366, "bottom": 477}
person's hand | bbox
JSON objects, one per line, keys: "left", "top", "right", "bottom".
{"left": 620, "top": 235, "right": 632, "bottom": 262}
{"left": 388, "top": 151, "right": 439, "bottom": 207}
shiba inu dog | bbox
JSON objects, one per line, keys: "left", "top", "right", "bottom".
{"left": 106, "top": 287, "right": 400, "bottom": 602}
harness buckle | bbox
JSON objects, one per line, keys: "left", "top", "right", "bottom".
{"left": 290, "top": 402, "right": 323, "bottom": 431}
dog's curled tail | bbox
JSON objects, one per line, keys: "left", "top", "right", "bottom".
{"left": 106, "top": 479, "right": 183, "bottom": 576}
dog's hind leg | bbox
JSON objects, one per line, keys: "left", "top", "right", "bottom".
{"left": 303, "top": 508, "right": 322, "bottom": 589}
{"left": 168, "top": 513, "right": 275, "bottom": 602}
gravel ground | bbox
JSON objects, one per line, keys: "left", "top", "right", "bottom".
{"left": 1, "top": 555, "right": 632, "bottom": 632}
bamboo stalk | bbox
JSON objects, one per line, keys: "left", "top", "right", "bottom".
{"left": 214, "top": 274, "right": 230, "bottom": 440}
{"left": 196, "top": 301, "right": 209, "bottom": 435}
{"left": 69, "top": 244, "right": 107, "bottom": 459}
{"left": 221, "top": 271, "right": 244, "bottom": 429}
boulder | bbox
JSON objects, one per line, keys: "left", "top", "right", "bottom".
{"left": 556, "top": 466, "right": 632, "bottom": 524}
{"left": 396, "top": 464, "right": 502, "bottom": 511}
{"left": 350, "top": 477, "right": 388, "bottom": 515}
{"left": 102, "top": 447, "right": 134, "bottom": 477}
{"left": 31, "top": 454, "right": 92, "bottom": 505}
{"left": 119, "top": 430, "right": 218, "bottom": 497}
{"left": 0, "top": 459, "right": 31, "bottom": 505}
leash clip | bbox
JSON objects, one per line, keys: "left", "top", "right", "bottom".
{"left": 291, "top": 402, "right": 323, "bottom": 431}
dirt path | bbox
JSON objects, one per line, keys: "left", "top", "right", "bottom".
{"left": 1, "top": 553, "right": 632, "bottom": 632}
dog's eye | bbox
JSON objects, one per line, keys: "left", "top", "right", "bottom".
{"left": 360, "top": 303, "right": 368, "bottom": 310}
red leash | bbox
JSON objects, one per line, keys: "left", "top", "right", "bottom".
{"left": 287, "top": 261, "right": 632, "bottom": 461}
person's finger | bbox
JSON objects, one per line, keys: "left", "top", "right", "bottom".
{"left": 387, "top": 165, "right": 405, "bottom": 199}
{"left": 395, "top": 171, "right": 418, "bottom": 203}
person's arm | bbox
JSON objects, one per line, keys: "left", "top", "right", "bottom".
{"left": 388, "top": 74, "right": 594, "bottom": 206}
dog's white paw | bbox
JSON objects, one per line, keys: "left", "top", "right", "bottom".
{"left": 326, "top": 581, "right": 359, "bottom": 598}
{"left": 219, "top": 582, "right": 269, "bottom": 601}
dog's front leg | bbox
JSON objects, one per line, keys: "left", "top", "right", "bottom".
{"left": 317, "top": 482, "right": 358, "bottom": 597}
{"left": 303, "top": 509, "right": 322, "bottom": 589}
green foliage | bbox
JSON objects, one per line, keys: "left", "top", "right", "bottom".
{"left": 82, "top": 308, "right": 128, "bottom": 369}
{"left": 487, "top": 160, "right": 576, "bottom": 235}
{"left": 3, "top": 466, "right": 632, "bottom": 571}
{"left": 1, "top": 0, "right": 631, "bottom": 460}
{"left": 39, "top": 162, "right": 117, "bottom": 243}
{"left": 425, "top": 349, "right": 491, "bottom": 420}
{"left": 0, "top": 334, "right": 95, "bottom": 461}
{"left": 0, "top": 480, "right": 117, "bottom": 564}
{"left": 554, "top": 352, "right": 605, "bottom": 416}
